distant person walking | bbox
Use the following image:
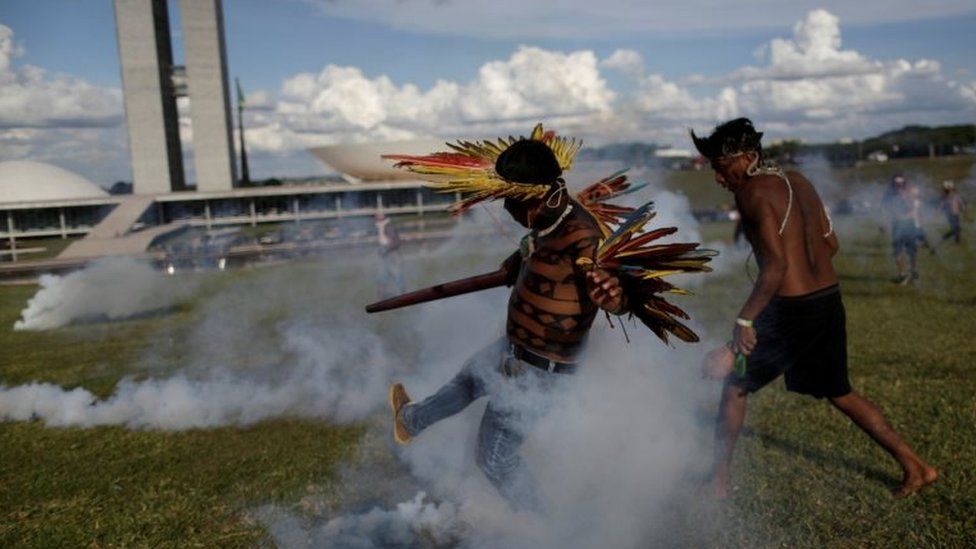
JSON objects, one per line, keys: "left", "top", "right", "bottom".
{"left": 939, "top": 180, "right": 967, "bottom": 244}
{"left": 730, "top": 209, "right": 746, "bottom": 246}
{"left": 374, "top": 211, "right": 406, "bottom": 299}
{"left": 883, "top": 175, "right": 920, "bottom": 284}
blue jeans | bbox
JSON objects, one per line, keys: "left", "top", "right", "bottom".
{"left": 401, "top": 339, "right": 563, "bottom": 509}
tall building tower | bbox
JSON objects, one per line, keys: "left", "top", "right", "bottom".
{"left": 113, "top": 0, "right": 236, "bottom": 195}
{"left": 178, "top": 0, "right": 237, "bottom": 192}
{"left": 113, "top": 0, "right": 185, "bottom": 194}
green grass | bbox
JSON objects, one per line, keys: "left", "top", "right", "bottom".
{"left": 0, "top": 421, "right": 361, "bottom": 548}
{"left": 0, "top": 262, "right": 383, "bottom": 547}
{"left": 3, "top": 235, "right": 80, "bottom": 261}
{"left": 1, "top": 198, "right": 974, "bottom": 546}
{"left": 693, "top": 219, "right": 976, "bottom": 547}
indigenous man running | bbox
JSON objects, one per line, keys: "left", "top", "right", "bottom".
{"left": 388, "top": 139, "right": 624, "bottom": 509}
{"left": 693, "top": 118, "right": 937, "bottom": 499}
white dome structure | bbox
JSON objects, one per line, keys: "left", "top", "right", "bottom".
{"left": 309, "top": 140, "right": 447, "bottom": 181}
{"left": 0, "top": 160, "right": 109, "bottom": 204}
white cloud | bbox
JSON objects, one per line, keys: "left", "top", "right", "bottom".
{"left": 460, "top": 47, "right": 613, "bottom": 122}
{"left": 600, "top": 49, "right": 644, "bottom": 79}
{"left": 242, "top": 9, "right": 975, "bottom": 154}
{"left": 3, "top": 9, "right": 975, "bottom": 182}
{"left": 0, "top": 24, "right": 127, "bottom": 185}
{"left": 619, "top": 10, "right": 976, "bottom": 143}
{"left": 725, "top": 10, "right": 976, "bottom": 134}
{"left": 734, "top": 10, "right": 877, "bottom": 81}
{"left": 0, "top": 24, "right": 122, "bottom": 129}
{"left": 306, "top": 0, "right": 976, "bottom": 39}
{"left": 0, "top": 22, "right": 24, "bottom": 72}
{"left": 247, "top": 46, "right": 614, "bottom": 152}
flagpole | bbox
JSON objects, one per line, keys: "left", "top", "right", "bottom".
{"left": 236, "top": 77, "right": 251, "bottom": 185}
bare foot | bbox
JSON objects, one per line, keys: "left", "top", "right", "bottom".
{"left": 710, "top": 470, "right": 731, "bottom": 500}
{"left": 893, "top": 461, "right": 938, "bottom": 498}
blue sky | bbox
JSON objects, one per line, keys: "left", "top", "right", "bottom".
{"left": 0, "top": 1, "right": 974, "bottom": 184}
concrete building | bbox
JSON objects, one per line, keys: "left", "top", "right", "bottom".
{"left": 0, "top": 161, "right": 119, "bottom": 261}
{"left": 3, "top": 3, "right": 465, "bottom": 268}
{"left": 178, "top": 0, "right": 237, "bottom": 191}
{"left": 113, "top": 0, "right": 185, "bottom": 194}
{"left": 114, "top": 0, "right": 236, "bottom": 194}
{"left": 0, "top": 146, "right": 457, "bottom": 263}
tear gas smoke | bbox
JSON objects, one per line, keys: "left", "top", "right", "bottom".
{"left": 259, "top": 492, "right": 461, "bottom": 549}
{"left": 259, "top": 300, "right": 723, "bottom": 548}
{"left": 3, "top": 175, "right": 728, "bottom": 546}
{"left": 255, "top": 172, "right": 728, "bottom": 547}
{"left": 0, "top": 318, "right": 396, "bottom": 428}
{"left": 14, "top": 256, "right": 197, "bottom": 331}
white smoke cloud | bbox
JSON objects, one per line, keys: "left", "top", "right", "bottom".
{"left": 2, "top": 252, "right": 404, "bottom": 428}
{"left": 1, "top": 179, "right": 728, "bottom": 545}
{"left": 261, "top": 492, "right": 461, "bottom": 549}
{"left": 0, "top": 322, "right": 394, "bottom": 428}
{"left": 14, "top": 257, "right": 196, "bottom": 331}
{"left": 250, "top": 172, "right": 726, "bottom": 548}
{"left": 260, "top": 308, "right": 724, "bottom": 548}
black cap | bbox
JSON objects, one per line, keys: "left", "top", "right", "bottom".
{"left": 495, "top": 139, "right": 562, "bottom": 185}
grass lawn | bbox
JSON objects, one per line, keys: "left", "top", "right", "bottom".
{"left": 2, "top": 235, "right": 80, "bottom": 261}
{"left": 698, "top": 220, "right": 976, "bottom": 547}
{"left": 1, "top": 188, "right": 974, "bottom": 545}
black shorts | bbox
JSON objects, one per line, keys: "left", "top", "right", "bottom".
{"left": 731, "top": 284, "right": 852, "bottom": 399}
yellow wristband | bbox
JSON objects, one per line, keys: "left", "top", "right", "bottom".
{"left": 735, "top": 317, "right": 753, "bottom": 328}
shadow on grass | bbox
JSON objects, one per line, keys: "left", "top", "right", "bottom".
{"left": 743, "top": 428, "right": 898, "bottom": 489}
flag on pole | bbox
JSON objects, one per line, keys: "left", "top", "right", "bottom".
{"left": 235, "top": 78, "right": 246, "bottom": 109}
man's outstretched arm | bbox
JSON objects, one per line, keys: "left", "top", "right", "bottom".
{"left": 733, "top": 191, "right": 787, "bottom": 355}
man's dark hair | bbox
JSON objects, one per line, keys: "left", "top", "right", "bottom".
{"left": 690, "top": 118, "right": 764, "bottom": 160}
{"left": 495, "top": 139, "right": 562, "bottom": 185}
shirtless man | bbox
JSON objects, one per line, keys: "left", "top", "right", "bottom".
{"left": 388, "top": 139, "right": 624, "bottom": 508}
{"left": 691, "top": 118, "right": 937, "bottom": 499}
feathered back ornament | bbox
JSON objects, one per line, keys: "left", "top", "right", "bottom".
{"left": 575, "top": 169, "right": 646, "bottom": 236}
{"left": 382, "top": 124, "right": 582, "bottom": 213}
{"left": 576, "top": 203, "right": 717, "bottom": 344}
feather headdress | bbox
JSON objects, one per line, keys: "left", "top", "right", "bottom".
{"left": 386, "top": 124, "right": 715, "bottom": 344}
{"left": 382, "top": 124, "right": 581, "bottom": 213}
